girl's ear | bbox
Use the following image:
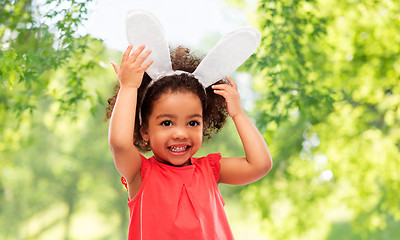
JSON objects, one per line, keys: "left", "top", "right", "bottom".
{"left": 140, "top": 126, "right": 149, "bottom": 142}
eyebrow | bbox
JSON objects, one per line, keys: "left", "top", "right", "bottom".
{"left": 189, "top": 114, "right": 203, "bottom": 119}
{"left": 155, "top": 114, "right": 203, "bottom": 119}
{"left": 155, "top": 114, "right": 175, "bottom": 119}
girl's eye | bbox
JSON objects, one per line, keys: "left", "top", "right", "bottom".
{"left": 161, "top": 120, "right": 172, "bottom": 126}
{"left": 188, "top": 120, "right": 200, "bottom": 127}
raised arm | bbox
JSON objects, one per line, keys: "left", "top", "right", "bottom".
{"left": 108, "top": 45, "right": 153, "bottom": 184}
{"left": 212, "top": 77, "right": 272, "bottom": 185}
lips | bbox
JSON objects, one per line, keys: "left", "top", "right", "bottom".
{"left": 168, "top": 144, "right": 191, "bottom": 154}
{"left": 169, "top": 146, "right": 188, "bottom": 152}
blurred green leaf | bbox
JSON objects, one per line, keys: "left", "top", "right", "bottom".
{"left": 237, "top": 0, "right": 400, "bottom": 239}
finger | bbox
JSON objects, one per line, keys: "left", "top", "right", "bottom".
{"left": 134, "top": 49, "right": 152, "bottom": 66}
{"left": 110, "top": 62, "right": 120, "bottom": 74}
{"left": 212, "top": 89, "right": 227, "bottom": 98}
{"left": 225, "top": 76, "right": 238, "bottom": 90}
{"left": 213, "top": 90, "right": 235, "bottom": 103}
{"left": 212, "top": 83, "right": 232, "bottom": 92}
{"left": 140, "top": 58, "right": 154, "bottom": 71}
{"left": 129, "top": 45, "right": 146, "bottom": 63}
{"left": 212, "top": 84, "right": 240, "bottom": 101}
{"left": 122, "top": 44, "right": 133, "bottom": 62}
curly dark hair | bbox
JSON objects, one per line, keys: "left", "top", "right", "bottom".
{"left": 106, "top": 46, "right": 228, "bottom": 152}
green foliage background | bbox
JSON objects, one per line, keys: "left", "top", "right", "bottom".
{"left": 1, "top": 0, "right": 399, "bottom": 239}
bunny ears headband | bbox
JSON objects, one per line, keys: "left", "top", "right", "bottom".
{"left": 126, "top": 9, "right": 261, "bottom": 87}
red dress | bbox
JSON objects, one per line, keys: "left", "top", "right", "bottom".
{"left": 121, "top": 153, "right": 234, "bottom": 240}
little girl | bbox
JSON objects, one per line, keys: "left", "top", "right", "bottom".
{"left": 106, "top": 10, "right": 272, "bottom": 239}
{"left": 107, "top": 44, "right": 272, "bottom": 239}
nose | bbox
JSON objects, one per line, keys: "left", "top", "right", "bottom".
{"left": 172, "top": 125, "right": 188, "bottom": 139}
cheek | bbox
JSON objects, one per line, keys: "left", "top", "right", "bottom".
{"left": 195, "top": 128, "right": 204, "bottom": 143}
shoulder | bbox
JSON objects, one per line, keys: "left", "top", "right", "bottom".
{"left": 192, "top": 153, "right": 222, "bottom": 165}
{"left": 121, "top": 154, "right": 151, "bottom": 190}
{"left": 140, "top": 154, "right": 155, "bottom": 179}
{"left": 207, "top": 152, "right": 222, "bottom": 161}
{"left": 193, "top": 153, "right": 221, "bottom": 160}
{"left": 193, "top": 153, "right": 222, "bottom": 182}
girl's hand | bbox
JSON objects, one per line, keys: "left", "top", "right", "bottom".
{"left": 212, "top": 76, "right": 244, "bottom": 119}
{"left": 111, "top": 44, "right": 153, "bottom": 89}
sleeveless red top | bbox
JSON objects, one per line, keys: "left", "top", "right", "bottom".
{"left": 121, "top": 153, "right": 234, "bottom": 240}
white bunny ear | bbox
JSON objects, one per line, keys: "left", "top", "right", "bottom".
{"left": 126, "top": 9, "right": 261, "bottom": 87}
{"left": 193, "top": 27, "right": 261, "bottom": 87}
{"left": 126, "top": 9, "right": 174, "bottom": 80}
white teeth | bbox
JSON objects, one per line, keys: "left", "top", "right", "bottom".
{"left": 170, "top": 146, "right": 188, "bottom": 152}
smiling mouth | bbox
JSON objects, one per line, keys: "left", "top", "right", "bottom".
{"left": 169, "top": 146, "right": 190, "bottom": 152}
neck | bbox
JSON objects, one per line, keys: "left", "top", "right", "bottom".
{"left": 154, "top": 156, "right": 192, "bottom": 167}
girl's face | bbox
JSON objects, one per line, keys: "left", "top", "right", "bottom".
{"left": 141, "top": 91, "right": 203, "bottom": 166}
